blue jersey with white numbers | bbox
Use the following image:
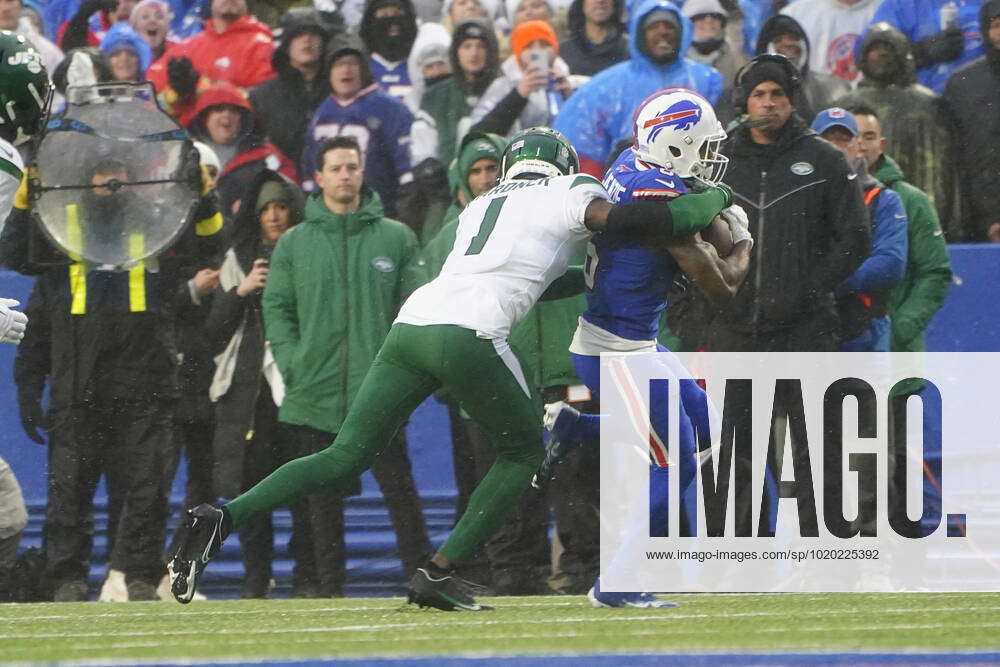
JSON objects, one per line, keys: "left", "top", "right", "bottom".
{"left": 581, "top": 148, "right": 688, "bottom": 342}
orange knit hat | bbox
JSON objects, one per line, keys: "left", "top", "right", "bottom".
{"left": 511, "top": 20, "right": 558, "bottom": 58}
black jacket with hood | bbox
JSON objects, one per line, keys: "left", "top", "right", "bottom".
{"left": 836, "top": 22, "right": 957, "bottom": 238}
{"left": 205, "top": 170, "right": 304, "bottom": 498}
{"left": 360, "top": 0, "right": 418, "bottom": 63}
{"left": 250, "top": 9, "right": 332, "bottom": 168}
{"left": 559, "top": 0, "right": 629, "bottom": 77}
{"left": 720, "top": 14, "right": 850, "bottom": 126}
{"left": 941, "top": 0, "right": 1000, "bottom": 241}
{"left": 715, "top": 114, "right": 870, "bottom": 342}
{"left": 1, "top": 174, "right": 225, "bottom": 413}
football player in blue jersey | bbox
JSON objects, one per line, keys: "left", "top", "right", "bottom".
{"left": 535, "top": 88, "right": 754, "bottom": 608}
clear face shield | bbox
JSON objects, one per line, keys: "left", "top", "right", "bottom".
{"left": 29, "top": 82, "right": 200, "bottom": 268}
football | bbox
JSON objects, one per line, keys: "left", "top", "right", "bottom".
{"left": 700, "top": 214, "right": 735, "bottom": 257}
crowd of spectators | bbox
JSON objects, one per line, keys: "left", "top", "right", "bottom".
{"left": 0, "top": 0, "right": 994, "bottom": 601}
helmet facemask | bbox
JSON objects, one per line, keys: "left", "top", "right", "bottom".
{"left": 11, "top": 80, "right": 54, "bottom": 146}
{"left": 689, "top": 130, "right": 729, "bottom": 186}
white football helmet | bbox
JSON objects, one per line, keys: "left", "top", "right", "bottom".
{"left": 632, "top": 88, "right": 729, "bottom": 186}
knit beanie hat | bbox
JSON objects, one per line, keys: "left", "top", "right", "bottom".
{"left": 740, "top": 59, "right": 797, "bottom": 99}
{"left": 255, "top": 180, "right": 291, "bottom": 217}
{"left": 641, "top": 8, "right": 679, "bottom": 31}
{"left": 453, "top": 132, "right": 506, "bottom": 201}
{"left": 510, "top": 19, "right": 558, "bottom": 58}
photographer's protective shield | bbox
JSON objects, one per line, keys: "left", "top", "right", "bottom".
{"left": 31, "top": 83, "right": 199, "bottom": 268}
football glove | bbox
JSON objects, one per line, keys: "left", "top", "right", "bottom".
{"left": 720, "top": 204, "right": 752, "bottom": 247}
{"left": 0, "top": 298, "right": 27, "bottom": 345}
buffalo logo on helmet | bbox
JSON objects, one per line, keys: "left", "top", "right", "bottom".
{"left": 642, "top": 99, "right": 703, "bottom": 141}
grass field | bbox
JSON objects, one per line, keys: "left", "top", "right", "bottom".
{"left": 2, "top": 593, "right": 1000, "bottom": 664}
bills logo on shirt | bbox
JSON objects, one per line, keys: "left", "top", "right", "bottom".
{"left": 827, "top": 34, "right": 860, "bottom": 82}
{"left": 642, "top": 100, "right": 702, "bottom": 141}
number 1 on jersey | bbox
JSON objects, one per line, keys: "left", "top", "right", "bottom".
{"left": 583, "top": 242, "right": 599, "bottom": 289}
{"left": 465, "top": 196, "right": 506, "bottom": 255}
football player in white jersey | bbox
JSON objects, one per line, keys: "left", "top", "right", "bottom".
{"left": 0, "top": 30, "right": 52, "bottom": 345}
{"left": 166, "top": 127, "right": 737, "bottom": 611}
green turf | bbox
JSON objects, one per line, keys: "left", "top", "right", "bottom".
{"left": 2, "top": 593, "right": 999, "bottom": 663}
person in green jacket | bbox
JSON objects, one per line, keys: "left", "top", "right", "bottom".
{"left": 850, "top": 104, "right": 952, "bottom": 355}
{"left": 851, "top": 103, "right": 952, "bottom": 544}
{"left": 261, "top": 135, "right": 432, "bottom": 595}
{"left": 420, "top": 18, "right": 500, "bottom": 170}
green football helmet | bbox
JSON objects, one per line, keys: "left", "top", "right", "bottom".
{"left": 499, "top": 127, "right": 579, "bottom": 181}
{"left": 0, "top": 31, "right": 53, "bottom": 146}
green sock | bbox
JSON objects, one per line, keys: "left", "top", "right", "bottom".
{"left": 437, "top": 456, "right": 536, "bottom": 564}
{"left": 224, "top": 445, "right": 365, "bottom": 530}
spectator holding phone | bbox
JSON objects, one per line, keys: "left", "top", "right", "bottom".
{"left": 205, "top": 170, "right": 320, "bottom": 597}
{"left": 469, "top": 19, "right": 569, "bottom": 138}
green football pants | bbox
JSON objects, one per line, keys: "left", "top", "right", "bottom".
{"left": 225, "top": 323, "right": 543, "bottom": 563}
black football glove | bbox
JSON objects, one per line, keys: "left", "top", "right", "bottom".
{"left": 912, "top": 27, "right": 964, "bottom": 68}
{"left": 167, "top": 56, "right": 200, "bottom": 100}
{"left": 18, "top": 393, "right": 46, "bottom": 445}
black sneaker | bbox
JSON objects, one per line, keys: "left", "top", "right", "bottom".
{"left": 407, "top": 566, "right": 493, "bottom": 611}
{"left": 166, "top": 504, "right": 228, "bottom": 604}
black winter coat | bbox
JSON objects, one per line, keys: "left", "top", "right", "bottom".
{"left": 941, "top": 56, "right": 1000, "bottom": 241}
{"left": 206, "top": 170, "right": 304, "bottom": 498}
{"left": 0, "top": 194, "right": 224, "bottom": 414}
{"left": 250, "top": 63, "right": 330, "bottom": 167}
{"left": 721, "top": 115, "right": 870, "bottom": 332}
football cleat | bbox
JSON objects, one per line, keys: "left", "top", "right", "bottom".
{"left": 407, "top": 567, "right": 493, "bottom": 612}
{"left": 531, "top": 401, "right": 582, "bottom": 489}
{"left": 587, "top": 577, "right": 677, "bottom": 609}
{"left": 166, "top": 504, "right": 228, "bottom": 604}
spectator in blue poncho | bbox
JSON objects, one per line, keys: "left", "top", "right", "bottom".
{"left": 552, "top": 0, "right": 723, "bottom": 175}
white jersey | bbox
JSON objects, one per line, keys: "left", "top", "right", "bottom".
{"left": 0, "top": 138, "right": 25, "bottom": 230}
{"left": 397, "top": 173, "right": 608, "bottom": 339}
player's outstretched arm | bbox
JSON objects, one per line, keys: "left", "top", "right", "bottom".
{"left": 539, "top": 266, "right": 585, "bottom": 301}
{"left": 583, "top": 184, "right": 732, "bottom": 242}
{"left": 667, "top": 238, "right": 752, "bottom": 305}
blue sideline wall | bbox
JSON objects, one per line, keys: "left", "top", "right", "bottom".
{"left": 0, "top": 244, "right": 997, "bottom": 595}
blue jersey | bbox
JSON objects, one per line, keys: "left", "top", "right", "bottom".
{"left": 581, "top": 148, "right": 688, "bottom": 342}
{"left": 369, "top": 55, "right": 412, "bottom": 101}
{"left": 301, "top": 84, "right": 414, "bottom": 215}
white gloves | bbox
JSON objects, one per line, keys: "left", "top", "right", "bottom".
{"left": 721, "top": 204, "right": 753, "bottom": 248}
{"left": 67, "top": 50, "right": 98, "bottom": 88}
{"left": 0, "top": 298, "right": 28, "bottom": 345}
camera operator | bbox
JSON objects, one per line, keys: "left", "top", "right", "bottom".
{"left": 1, "top": 152, "right": 224, "bottom": 602}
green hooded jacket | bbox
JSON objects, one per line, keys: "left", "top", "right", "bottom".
{"left": 873, "top": 154, "right": 952, "bottom": 353}
{"left": 263, "top": 187, "right": 419, "bottom": 433}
